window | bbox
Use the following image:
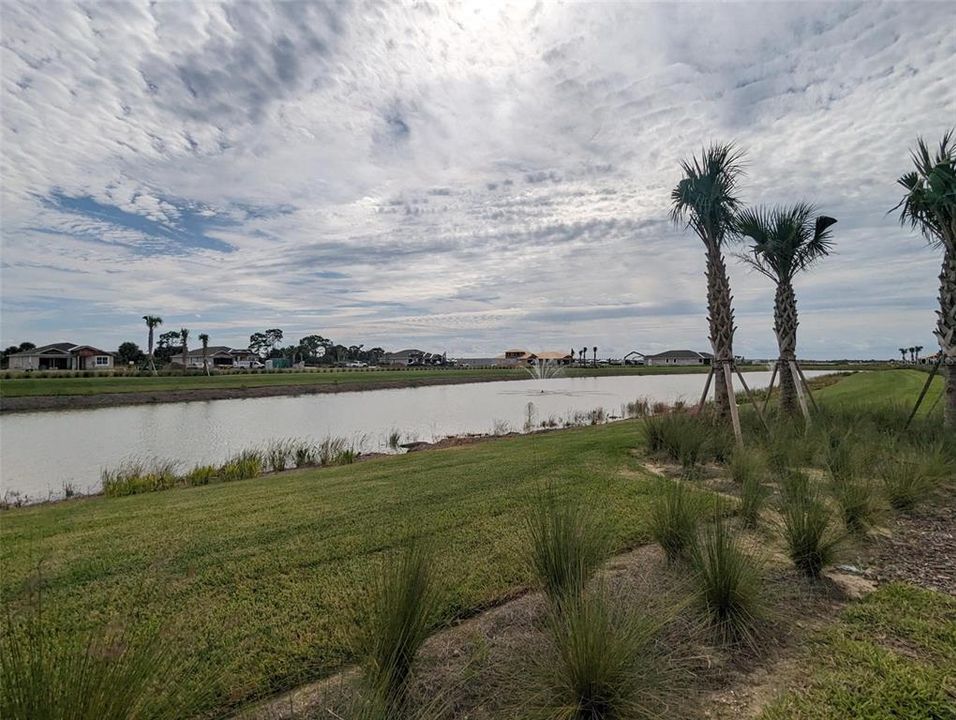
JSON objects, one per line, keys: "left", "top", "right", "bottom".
{"left": 95, "top": 355, "right": 110, "bottom": 366}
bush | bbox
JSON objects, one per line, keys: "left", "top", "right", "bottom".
{"left": 525, "top": 492, "right": 610, "bottom": 606}
{"left": 649, "top": 482, "right": 701, "bottom": 564}
{"left": 529, "top": 588, "right": 663, "bottom": 720}
{"left": 781, "top": 492, "right": 842, "bottom": 579}
{"left": 691, "top": 513, "right": 763, "bottom": 645}
{"left": 218, "top": 451, "right": 263, "bottom": 483}
{"left": 101, "top": 459, "right": 179, "bottom": 497}
{"left": 642, "top": 412, "right": 711, "bottom": 473}
{"left": 183, "top": 465, "right": 217, "bottom": 487}
{"left": 355, "top": 542, "right": 439, "bottom": 712}
{"left": 729, "top": 447, "right": 765, "bottom": 485}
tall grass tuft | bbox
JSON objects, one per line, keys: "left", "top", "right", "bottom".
{"left": 649, "top": 482, "right": 701, "bottom": 564}
{"left": 529, "top": 588, "right": 663, "bottom": 720}
{"left": 101, "top": 459, "right": 179, "bottom": 497}
{"left": 183, "top": 464, "right": 217, "bottom": 487}
{"left": 781, "top": 492, "right": 842, "bottom": 579}
{"left": 356, "top": 542, "right": 439, "bottom": 713}
{"left": 525, "top": 492, "right": 611, "bottom": 606}
{"left": 739, "top": 472, "right": 770, "bottom": 529}
{"left": 729, "top": 446, "right": 765, "bottom": 485}
{"left": 690, "top": 512, "right": 763, "bottom": 645}
{"left": 830, "top": 478, "right": 879, "bottom": 535}
{"left": 879, "top": 445, "right": 950, "bottom": 512}
{"left": 218, "top": 450, "right": 263, "bottom": 482}
{"left": 642, "top": 412, "right": 710, "bottom": 474}
{"left": 0, "top": 603, "right": 205, "bottom": 720}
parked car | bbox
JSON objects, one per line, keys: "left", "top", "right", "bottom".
{"left": 345, "top": 361, "right": 368, "bottom": 368}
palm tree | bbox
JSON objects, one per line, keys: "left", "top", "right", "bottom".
{"left": 198, "top": 333, "right": 210, "bottom": 376}
{"left": 671, "top": 143, "right": 746, "bottom": 417}
{"left": 908, "top": 346, "right": 916, "bottom": 362}
{"left": 142, "top": 315, "right": 163, "bottom": 375}
{"left": 570, "top": 348, "right": 575, "bottom": 362}
{"left": 592, "top": 346, "right": 597, "bottom": 366}
{"left": 580, "top": 347, "right": 588, "bottom": 366}
{"left": 915, "top": 345, "right": 924, "bottom": 362}
{"left": 896, "top": 130, "right": 956, "bottom": 427}
{"left": 736, "top": 204, "right": 837, "bottom": 416}
{"left": 899, "top": 347, "right": 908, "bottom": 362}
{"left": 179, "top": 328, "right": 190, "bottom": 376}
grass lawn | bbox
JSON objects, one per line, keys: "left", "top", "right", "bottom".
{"left": 761, "top": 583, "right": 956, "bottom": 719}
{"left": 0, "top": 365, "right": 719, "bottom": 398}
{"left": 0, "top": 420, "right": 666, "bottom": 714}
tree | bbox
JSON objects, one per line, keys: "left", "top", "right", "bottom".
{"left": 899, "top": 347, "right": 908, "bottom": 362}
{"left": 915, "top": 345, "right": 924, "bottom": 362}
{"left": 300, "top": 335, "right": 331, "bottom": 361}
{"left": 155, "top": 330, "right": 181, "bottom": 366}
{"left": 142, "top": 315, "right": 163, "bottom": 375}
{"left": 736, "top": 204, "right": 837, "bottom": 416}
{"left": 908, "top": 346, "right": 916, "bottom": 362}
{"left": 198, "top": 333, "right": 210, "bottom": 376}
{"left": 180, "top": 328, "right": 190, "bottom": 375}
{"left": 570, "top": 348, "right": 575, "bottom": 361}
{"left": 671, "top": 143, "right": 746, "bottom": 418}
{"left": 265, "top": 329, "right": 284, "bottom": 356}
{"left": 116, "top": 341, "right": 145, "bottom": 366}
{"left": 249, "top": 332, "right": 270, "bottom": 359}
{"left": 580, "top": 347, "right": 587, "bottom": 365}
{"left": 896, "top": 130, "right": 956, "bottom": 426}
{"left": 592, "top": 346, "right": 597, "bottom": 366}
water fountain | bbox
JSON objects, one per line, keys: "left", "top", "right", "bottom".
{"left": 524, "top": 358, "right": 565, "bottom": 381}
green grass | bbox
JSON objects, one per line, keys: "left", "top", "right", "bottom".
{"left": 761, "top": 583, "right": 956, "bottom": 720}
{"left": 0, "top": 365, "right": 720, "bottom": 399}
{"left": 0, "top": 421, "right": 664, "bottom": 716}
{"left": 812, "top": 368, "right": 944, "bottom": 413}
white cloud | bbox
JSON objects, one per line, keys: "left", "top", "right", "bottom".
{"left": 1, "top": 0, "right": 953, "bottom": 358}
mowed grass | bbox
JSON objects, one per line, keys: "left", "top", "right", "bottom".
{"left": 811, "top": 367, "right": 943, "bottom": 412}
{"left": 761, "top": 583, "right": 956, "bottom": 720}
{"left": 0, "top": 421, "right": 663, "bottom": 715}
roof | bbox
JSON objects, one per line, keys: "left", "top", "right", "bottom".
{"left": 172, "top": 346, "right": 245, "bottom": 358}
{"left": 645, "top": 349, "right": 713, "bottom": 359}
{"left": 8, "top": 342, "right": 109, "bottom": 357}
{"left": 536, "top": 351, "right": 572, "bottom": 360}
{"left": 387, "top": 349, "right": 425, "bottom": 357}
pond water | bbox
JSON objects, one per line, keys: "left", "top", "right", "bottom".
{"left": 0, "top": 370, "right": 825, "bottom": 499}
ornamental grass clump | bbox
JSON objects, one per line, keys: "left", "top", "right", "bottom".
{"left": 0, "top": 603, "right": 206, "bottom": 720}
{"left": 830, "top": 477, "right": 880, "bottom": 535}
{"left": 529, "top": 588, "right": 664, "bottom": 720}
{"left": 739, "top": 472, "right": 770, "bottom": 529}
{"left": 879, "top": 445, "right": 950, "bottom": 511}
{"left": 781, "top": 491, "right": 843, "bottom": 579}
{"left": 642, "top": 412, "right": 711, "bottom": 475}
{"left": 649, "top": 482, "right": 701, "bottom": 564}
{"left": 690, "top": 512, "right": 763, "bottom": 645}
{"left": 729, "top": 446, "right": 765, "bottom": 486}
{"left": 525, "top": 492, "right": 611, "bottom": 607}
{"left": 101, "top": 459, "right": 179, "bottom": 497}
{"left": 218, "top": 450, "right": 263, "bottom": 483}
{"left": 355, "top": 542, "right": 439, "bottom": 714}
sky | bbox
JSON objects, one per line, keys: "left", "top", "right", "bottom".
{"left": 1, "top": 1, "right": 954, "bottom": 360}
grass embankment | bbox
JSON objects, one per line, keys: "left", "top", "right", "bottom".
{"left": 0, "top": 421, "right": 666, "bottom": 714}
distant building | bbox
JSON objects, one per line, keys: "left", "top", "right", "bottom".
{"left": 7, "top": 342, "right": 114, "bottom": 371}
{"left": 169, "top": 347, "right": 259, "bottom": 369}
{"left": 497, "top": 349, "right": 572, "bottom": 366}
{"left": 644, "top": 349, "right": 713, "bottom": 366}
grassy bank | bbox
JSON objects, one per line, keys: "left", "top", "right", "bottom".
{"left": 0, "top": 369, "right": 947, "bottom": 718}
{"left": 0, "top": 420, "right": 665, "bottom": 714}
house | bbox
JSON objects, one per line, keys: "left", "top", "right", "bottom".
{"left": 169, "top": 347, "right": 259, "bottom": 369}
{"left": 535, "top": 351, "right": 573, "bottom": 365}
{"left": 644, "top": 349, "right": 713, "bottom": 366}
{"left": 7, "top": 342, "right": 114, "bottom": 371}
{"left": 384, "top": 349, "right": 425, "bottom": 366}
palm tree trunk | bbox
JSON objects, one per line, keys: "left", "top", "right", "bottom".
{"left": 938, "top": 245, "right": 956, "bottom": 428}
{"left": 706, "top": 246, "right": 735, "bottom": 417}
{"left": 774, "top": 279, "right": 799, "bottom": 416}
{"left": 147, "top": 327, "right": 156, "bottom": 375}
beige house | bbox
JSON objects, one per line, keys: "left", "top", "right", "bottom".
{"left": 169, "top": 347, "right": 259, "bottom": 369}
{"left": 644, "top": 349, "right": 713, "bottom": 366}
{"left": 7, "top": 343, "right": 114, "bottom": 371}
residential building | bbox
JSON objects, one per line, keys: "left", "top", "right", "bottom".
{"left": 169, "top": 347, "right": 259, "bottom": 369}
{"left": 7, "top": 342, "right": 114, "bottom": 370}
{"left": 644, "top": 349, "right": 714, "bottom": 366}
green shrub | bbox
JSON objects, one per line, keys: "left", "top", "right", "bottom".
{"left": 525, "top": 492, "right": 610, "bottom": 606}
{"left": 183, "top": 465, "right": 217, "bottom": 487}
{"left": 218, "top": 451, "right": 263, "bottom": 483}
{"left": 355, "top": 542, "right": 439, "bottom": 712}
{"left": 265, "top": 440, "right": 292, "bottom": 472}
{"left": 101, "top": 459, "right": 179, "bottom": 497}
{"left": 781, "top": 493, "right": 842, "bottom": 579}
{"left": 292, "top": 440, "right": 317, "bottom": 468}
{"left": 729, "top": 447, "right": 765, "bottom": 485}
{"left": 649, "top": 482, "right": 701, "bottom": 564}
{"left": 642, "top": 412, "right": 710, "bottom": 473}
{"left": 779, "top": 468, "right": 811, "bottom": 505}
{"left": 691, "top": 513, "right": 763, "bottom": 645}
{"left": 529, "top": 588, "right": 663, "bottom": 720}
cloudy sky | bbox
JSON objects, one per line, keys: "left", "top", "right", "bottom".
{"left": 1, "top": 1, "right": 953, "bottom": 359}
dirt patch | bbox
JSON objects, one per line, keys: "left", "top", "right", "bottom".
{"left": 861, "top": 499, "right": 956, "bottom": 596}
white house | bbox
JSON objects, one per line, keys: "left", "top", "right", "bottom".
{"left": 644, "top": 349, "right": 713, "bottom": 366}
{"left": 169, "top": 346, "right": 259, "bottom": 369}
{"left": 7, "top": 343, "right": 114, "bottom": 371}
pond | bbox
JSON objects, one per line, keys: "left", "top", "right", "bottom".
{"left": 0, "top": 370, "right": 825, "bottom": 499}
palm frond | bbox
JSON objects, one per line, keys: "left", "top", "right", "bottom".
{"left": 735, "top": 203, "right": 836, "bottom": 281}
{"left": 671, "top": 143, "right": 746, "bottom": 248}
{"left": 894, "top": 130, "right": 956, "bottom": 248}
